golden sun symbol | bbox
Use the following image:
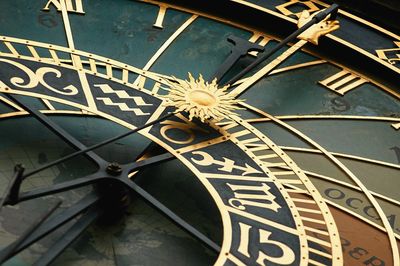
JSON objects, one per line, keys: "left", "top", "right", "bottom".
{"left": 162, "top": 73, "right": 242, "bottom": 122}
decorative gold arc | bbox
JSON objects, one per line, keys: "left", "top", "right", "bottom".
{"left": 283, "top": 182, "right": 400, "bottom": 241}
{"left": 279, "top": 146, "right": 400, "bottom": 170}
{"left": 224, "top": 115, "right": 400, "bottom": 125}
{"left": 0, "top": 48, "right": 313, "bottom": 265}
{"left": 240, "top": 102, "right": 400, "bottom": 265}
{"left": 0, "top": 35, "right": 181, "bottom": 92}
{"left": 276, "top": 163, "right": 400, "bottom": 208}
{"left": 225, "top": 115, "right": 343, "bottom": 265}
{"left": 0, "top": 1, "right": 398, "bottom": 261}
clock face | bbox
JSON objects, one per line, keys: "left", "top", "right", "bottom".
{"left": 0, "top": 0, "right": 399, "bottom": 265}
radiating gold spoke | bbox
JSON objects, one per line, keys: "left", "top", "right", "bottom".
{"left": 132, "top": 14, "right": 198, "bottom": 87}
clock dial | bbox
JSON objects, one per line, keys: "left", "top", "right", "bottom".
{"left": 0, "top": 0, "right": 399, "bottom": 265}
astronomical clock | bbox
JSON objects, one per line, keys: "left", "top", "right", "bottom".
{"left": 0, "top": 0, "right": 399, "bottom": 265}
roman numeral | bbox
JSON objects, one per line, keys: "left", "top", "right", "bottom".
{"left": 42, "top": 0, "right": 85, "bottom": 14}
{"left": 275, "top": 0, "right": 320, "bottom": 17}
{"left": 248, "top": 32, "right": 271, "bottom": 57}
{"left": 376, "top": 41, "right": 400, "bottom": 66}
{"left": 210, "top": 35, "right": 264, "bottom": 81}
{"left": 153, "top": 4, "right": 168, "bottom": 29}
{"left": 318, "top": 69, "right": 368, "bottom": 95}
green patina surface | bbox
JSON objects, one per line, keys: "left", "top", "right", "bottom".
{"left": 0, "top": 0, "right": 399, "bottom": 265}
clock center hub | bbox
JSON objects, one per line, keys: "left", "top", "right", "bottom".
{"left": 163, "top": 73, "right": 242, "bottom": 122}
{"left": 188, "top": 90, "right": 217, "bottom": 107}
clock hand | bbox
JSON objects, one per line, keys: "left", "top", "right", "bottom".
{"left": 17, "top": 111, "right": 175, "bottom": 180}
{"left": 33, "top": 206, "right": 101, "bottom": 266}
{"left": 1, "top": 93, "right": 218, "bottom": 257}
{"left": 210, "top": 35, "right": 264, "bottom": 82}
{"left": 0, "top": 164, "right": 24, "bottom": 209}
{"left": 13, "top": 152, "right": 175, "bottom": 204}
{"left": 228, "top": 6, "right": 340, "bottom": 97}
{"left": 2, "top": 171, "right": 220, "bottom": 261}
{"left": 224, "top": 4, "right": 339, "bottom": 87}
{"left": 134, "top": 36, "right": 262, "bottom": 160}
{"left": 0, "top": 194, "right": 100, "bottom": 262}
{"left": 162, "top": 7, "right": 339, "bottom": 122}
{"left": 119, "top": 178, "right": 221, "bottom": 253}
{"left": 0, "top": 200, "right": 62, "bottom": 264}
{"left": 5, "top": 94, "right": 104, "bottom": 165}
{"left": 0, "top": 95, "right": 220, "bottom": 257}
{"left": 0, "top": 124, "right": 217, "bottom": 258}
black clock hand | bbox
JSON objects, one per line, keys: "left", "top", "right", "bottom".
{"left": 1, "top": 129, "right": 218, "bottom": 261}
{"left": 1, "top": 153, "right": 220, "bottom": 253}
{"left": 0, "top": 193, "right": 100, "bottom": 263}
{"left": 3, "top": 93, "right": 175, "bottom": 204}
{"left": 17, "top": 110, "right": 175, "bottom": 180}
{"left": 210, "top": 35, "right": 264, "bottom": 82}
{"left": 122, "top": 7, "right": 337, "bottom": 163}
{"left": 224, "top": 4, "right": 339, "bottom": 85}
{"left": 13, "top": 152, "right": 175, "bottom": 203}
{"left": 2, "top": 173, "right": 220, "bottom": 261}
{"left": 33, "top": 206, "right": 101, "bottom": 266}
{"left": 132, "top": 36, "right": 263, "bottom": 166}
{"left": 0, "top": 95, "right": 220, "bottom": 260}
{"left": 0, "top": 164, "right": 24, "bottom": 209}
{"left": 5, "top": 93, "right": 105, "bottom": 165}
{"left": 0, "top": 200, "right": 62, "bottom": 264}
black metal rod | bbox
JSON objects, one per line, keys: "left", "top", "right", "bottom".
{"left": 124, "top": 152, "right": 175, "bottom": 171}
{"left": 33, "top": 207, "right": 101, "bottom": 266}
{"left": 16, "top": 174, "right": 106, "bottom": 203}
{"left": 22, "top": 112, "right": 175, "bottom": 179}
{"left": 2, "top": 194, "right": 99, "bottom": 258}
{"left": 121, "top": 179, "right": 221, "bottom": 253}
{"left": 15, "top": 152, "right": 175, "bottom": 204}
{"left": 225, "top": 4, "right": 339, "bottom": 85}
{"left": 0, "top": 164, "right": 25, "bottom": 209}
{"left": 5, "top": 94, "right": 104, "bottom": 164}
{"left": 0, "top": 200, "right": 62, "bottom": 264}
{"left": 211, "top": 35, "right": 264, "bottom": 82}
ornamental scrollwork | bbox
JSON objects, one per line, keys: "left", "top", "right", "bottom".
{"left": 0, "top": 58, "right": 79, "bottom": 95}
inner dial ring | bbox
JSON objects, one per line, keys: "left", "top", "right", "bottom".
{"left": 0, "top": 38, "right": 339, "bottom": 265}
{"left": 0, "top": 0, "right": 399, "bottom": 264}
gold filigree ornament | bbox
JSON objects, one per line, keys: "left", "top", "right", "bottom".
{"left": 297, "top": 10, "right": 340, "bottom": 45}
{"left": 162, "top": 73, "right": 243, "bottom": 122}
